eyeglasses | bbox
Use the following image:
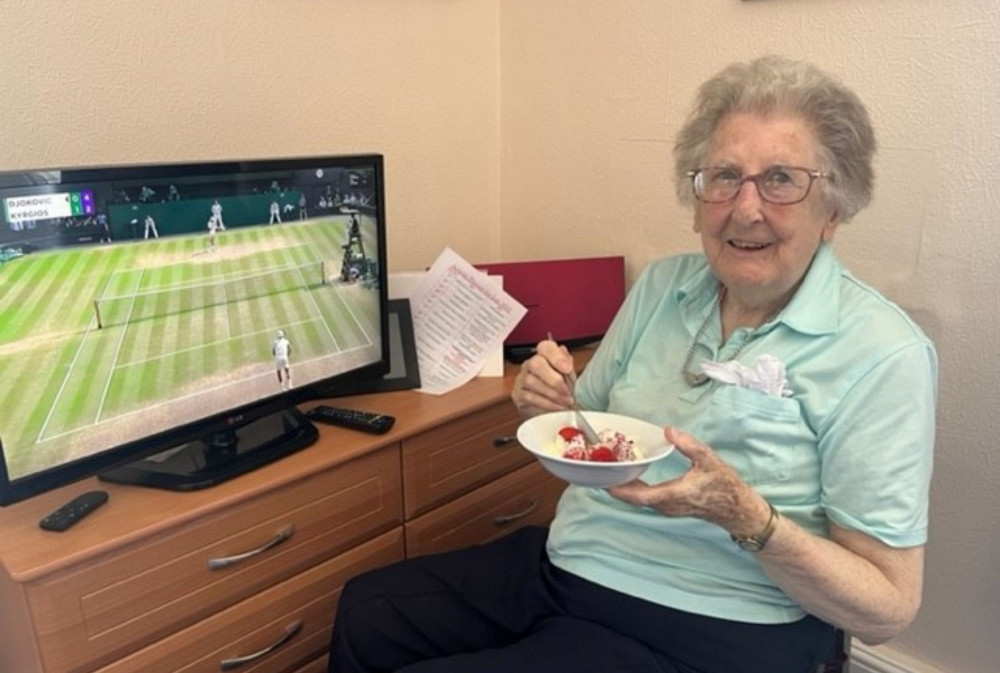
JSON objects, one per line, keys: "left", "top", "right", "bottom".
{"left": 687, "top": 166, "right": 829, "bottom": 205}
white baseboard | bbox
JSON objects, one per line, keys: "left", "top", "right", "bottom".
{"left": 851, "top": 643, "right": 950, "bottom": 673}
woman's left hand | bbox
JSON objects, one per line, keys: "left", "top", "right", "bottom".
{"left": 607, "top": 426, "right": 771, "bottom": 539}
{"left": 611, "top": 427, "right": 926, "bottom": 645}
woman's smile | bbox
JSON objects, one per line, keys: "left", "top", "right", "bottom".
{"left": 727, "top": 239, "right": 770, "bottom": 251}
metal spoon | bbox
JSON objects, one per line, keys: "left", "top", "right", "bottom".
{"left": 548, "top": 332, "right": 601, "bottom": 445}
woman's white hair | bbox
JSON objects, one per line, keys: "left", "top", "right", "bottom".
{"left": 673, "top": 55, "right": 876, "bottom": 222}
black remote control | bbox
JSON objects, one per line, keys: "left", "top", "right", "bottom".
{"left": 306, "top": 405, "right": 396, "bottom": 435}
{"left": 39, "top": 490, "right": 109, "bottom": 532}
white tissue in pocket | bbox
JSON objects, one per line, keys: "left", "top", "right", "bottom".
{"left": 700, "top": 354, "right": 792, "bottom": 397}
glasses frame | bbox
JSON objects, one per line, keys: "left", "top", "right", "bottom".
{"left": 687, "top": 166, "right": 829, "bottom": 205}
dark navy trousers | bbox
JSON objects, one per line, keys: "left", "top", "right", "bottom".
{"left": 328, "top": 527, "right": 834, "bottom": 673}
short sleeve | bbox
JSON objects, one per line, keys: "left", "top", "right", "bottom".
{"left": 818, "top": 341, "right": 938, "bottom": 547}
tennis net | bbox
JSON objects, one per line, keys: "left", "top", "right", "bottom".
{"left": 94, "top": 260, "right": 325, "bottom": 329}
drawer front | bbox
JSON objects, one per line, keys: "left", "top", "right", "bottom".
{"left": 93, "top": 528, "right": 404, "bottom": 673}
{"left": 292, "top": 655, "right": 329, "bottom": 673}
{"left": 29, "top": 447, "right": 402, "bottom": 673}
{"left": 405, "top": 461, "right": 566, "bottom": 558}
{"left": 402, "top": 400, "right": 530, "bottom": 518}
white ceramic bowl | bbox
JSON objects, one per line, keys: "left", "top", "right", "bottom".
{"left": 516, "top": 410, "right": 673, "bottom": 488}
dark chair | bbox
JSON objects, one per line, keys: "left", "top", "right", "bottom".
{"left": 816, "top": 629, "right": 850, "bottom": 672}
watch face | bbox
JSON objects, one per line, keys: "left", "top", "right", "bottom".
{"left": 732, "top": 503, "right": 779, "bottom": 552}
{"left": 736, "top": 537, "right": 765, "bottom": 552}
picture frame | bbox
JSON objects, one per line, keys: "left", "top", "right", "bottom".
{"left": 332, "top": 298, "right": 421, "bottom": 395}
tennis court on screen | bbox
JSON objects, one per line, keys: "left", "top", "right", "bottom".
{"left": 0, "top": 217, "right": 378, "bottom": 477}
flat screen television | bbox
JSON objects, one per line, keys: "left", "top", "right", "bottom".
{"left": 0, "top": 154, "right": 390, "bottom": 505}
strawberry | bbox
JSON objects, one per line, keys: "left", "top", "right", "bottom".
{"left": 588, "top": 446, "right": 617, "bottom": 462}
{"left": 558, "top": 427, "right": 584, "bottom": 442}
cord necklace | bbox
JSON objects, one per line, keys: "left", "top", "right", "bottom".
{"left": 681, "top": 286, "right": 782, "bottom": 387}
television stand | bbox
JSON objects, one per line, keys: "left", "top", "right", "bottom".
{"left": 99, "top": 405, "right": 318, "bottom": 491}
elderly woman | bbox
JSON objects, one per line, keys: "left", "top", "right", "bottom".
{"left": 328, "top": 56, "right": 936, "bottom": 673}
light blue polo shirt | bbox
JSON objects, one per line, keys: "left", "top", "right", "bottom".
{"left": 546, "top": 244, "right": 937, "bottom": 624}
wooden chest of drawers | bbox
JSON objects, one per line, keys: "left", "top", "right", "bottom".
{"left": 0, "top": 366, "right": 568, "bottom": 673}
{"left": 92, "top": 529, "right": 405, "bottom": 673}
{"left": 23, "top": 448, "right": 402, "bottom": 673}
{"left": 406, "top": 459, "right": 565, "bottom": 558}
{"left": 402, "top": 399, "right": 531, "bottom": 519}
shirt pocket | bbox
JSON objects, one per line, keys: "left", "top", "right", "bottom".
{"left": 696, "top": 384, "right": 810, "bottom": 486}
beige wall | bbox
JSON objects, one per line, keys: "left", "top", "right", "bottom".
{"left": 3, "top": 1, "right": 997, "bottom": 671}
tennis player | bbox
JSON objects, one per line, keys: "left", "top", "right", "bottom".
{"left": 206, "top": 215, "right": 218, "bottom": 249}
{"left": 143, "top": 214, "right": 158, "bottom": 239}
{"left": 273, "top": 330, "right": 292, "bottom": 390}
{"left": 211, "top": 200, "right": 225, "bottom": 230}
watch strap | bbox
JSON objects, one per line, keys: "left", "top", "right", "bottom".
{"left": 731, "top": 501, "right": 780, "bottom": 552}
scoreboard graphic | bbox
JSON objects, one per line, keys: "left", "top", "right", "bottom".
{"left": 4, "top": 190, "right": 95, "bottom": 224}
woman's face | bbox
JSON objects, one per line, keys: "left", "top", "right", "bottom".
{"left": 693, "top": 112, "right": 839, "bottom": 306}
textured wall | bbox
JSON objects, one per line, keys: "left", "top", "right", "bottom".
{"left": 0, "top": 0, "right": 502, "bottom": 272}
{"left": 499, "top": 1, "right": 1000, "bottom": 671}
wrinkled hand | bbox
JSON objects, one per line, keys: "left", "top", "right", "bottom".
{"left": 511, "top": 337, "right": 576, "bottom": 418}
{"left": 607, "top": 426, "right": 771, "bottom": 538}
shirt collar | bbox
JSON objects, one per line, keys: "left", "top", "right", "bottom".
{"left": 675, "top": 260, "right": 720, "bottom": 331}
{"left": 781, "top": 243, "right": 841, "bottom": 335}
{"left": 673, "top": 243, "right": 842, "bottom": 336}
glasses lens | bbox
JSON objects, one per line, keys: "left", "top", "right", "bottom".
{"left": 696, "top": 167, "right": 742, "bottom": 203}
{"left": 759, "top": 167, "right": 811, "bottom": 204}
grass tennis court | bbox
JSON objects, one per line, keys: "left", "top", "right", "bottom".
{"left": 0, "top": 216, "right": 381, "bottom": 479}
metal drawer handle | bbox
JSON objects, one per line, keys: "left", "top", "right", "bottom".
{"left": 208, "top": 524, "right": 295, "bottom": 570}
{"left": 219, "top": 619, "right": 302, "bottom": 670}
{"left": 493, "top": 435, "right": 518, "bottom": 447}
{"left": 493, "top": 499, "right": 538, "bottom": 526}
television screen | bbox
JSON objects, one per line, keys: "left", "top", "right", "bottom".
{"left": 0, "top": 154, "right": 389, "bottom": 505}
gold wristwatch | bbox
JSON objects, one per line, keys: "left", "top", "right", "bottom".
{"left": 731, "top": 502, "right": 780, "bottom": 552}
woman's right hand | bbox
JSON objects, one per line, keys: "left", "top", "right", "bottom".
{"left": 511, "top": 337, "right": 577, "bottom": 418}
